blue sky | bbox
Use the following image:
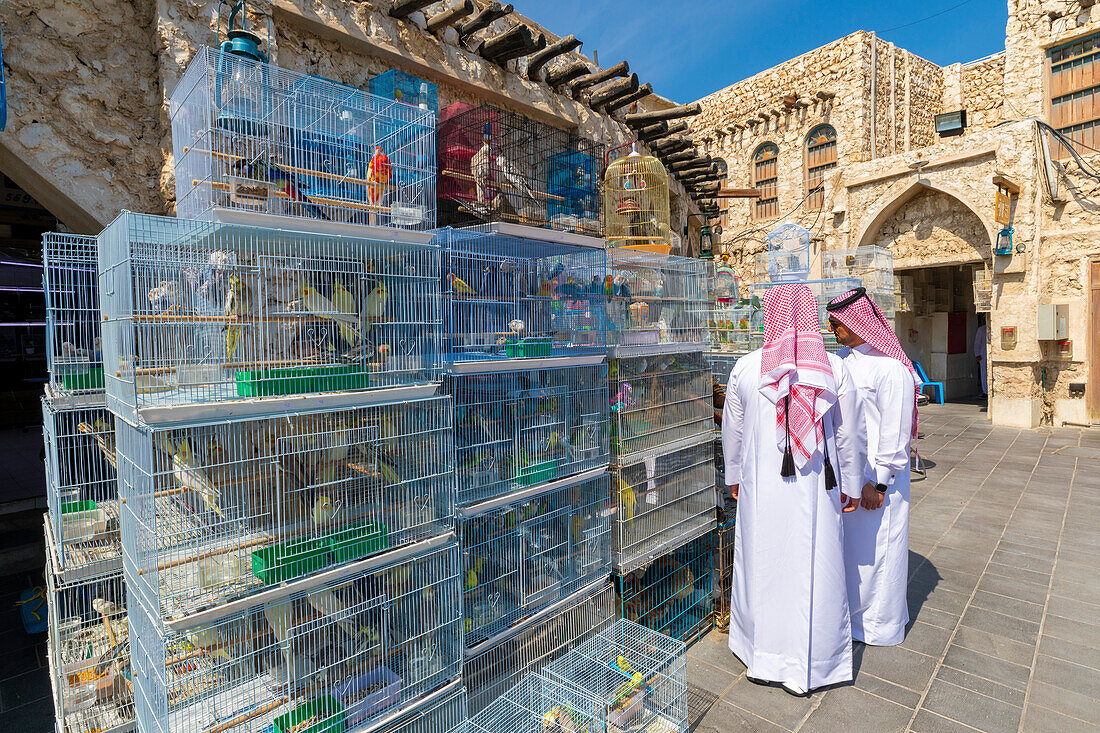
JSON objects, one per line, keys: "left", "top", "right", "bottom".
{"left": 512, "top": 0, "right": 1009, "bottom": 103}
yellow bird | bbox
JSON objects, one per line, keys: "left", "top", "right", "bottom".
{"left": 224, "top": 274, "right": 252, "bottom": 361}
{"left": 332, "top": 280, "right": 359, "bottom": 347}
{"left": 307, "top": 586, "right": 373, "bottom": 643}
{"left": 185, "top": 627, "right": 230, "bottom": 662}
{"left": 365, "top": 282, "right": 388, "bottom": 322}
{"left": 171, "top": 438, "right": 225, "bottom": 520}
{"left": 618, "top": 477, "right": 636, "bottom": 527}
{"left": 448, "top": 272, "right": 475, "bottom": 298}
{"left": 300, "top": 282, "right": 360, "bottom": 347}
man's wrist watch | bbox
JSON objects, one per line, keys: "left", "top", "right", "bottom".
{"left": 874, "top": 482, "right": 888, "bottom": 494}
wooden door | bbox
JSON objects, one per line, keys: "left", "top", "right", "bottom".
{"left": 1091, "top": 261, "right": 1100, "bottom": 423}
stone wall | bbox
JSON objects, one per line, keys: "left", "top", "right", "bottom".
{"left": 961, "top": 53, "right": 1005, "bottom": 133}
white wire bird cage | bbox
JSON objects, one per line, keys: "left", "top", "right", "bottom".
{"left": 116, "top": 396, "right": 454, "bottom": 624}
{"left": 895, "top": 275, "right": 914, "bottom": 314}
{"left": 128, "top": 537, "right": 462, "bottom": 733}
{"left": 44, "top": 233, "right": 104, "bottom": 396}
{"left": 822, "top": 245, "right": 896, "bottom": 317}
{"left": 97, "top": 212, "right": 443, "bottom": 425}
{"left": 766, "top": 222, "right": 811, "bottom": 282}
{"left": 608, "top": 249, "right": 708, "bottom": 356}
{"left": 616, "top": 532, "right": 713, "bottom": 644}
{"left": 45, "top": 552, "right": 133, "bottom": 733}
{"left": 458, "top": 474, "right": 612, "bottom": 648}
{"left": 710, "top": 258, "right": 741, "bottom": 302}
{"left": 611, "top": 436, "right": 716, "bottom": 574}
{"left": 437, "top": 226, "right": 608, "bottom": 366}
{"left": 749, "top": 277, "right": 862, "bottom": 331}
{"left": 43, "top": 397, "right": 122, "bottom": 578}
{"left": 448, "top": 363, "right": 609, "bottom": 506}
{"left": 464, "top": 580, "right": 616, "bottom": 715}
{"left": 709, "top": 299, "right": 761, "bottom": 354}
{"left": 172, "top": 47, "right": 436, "bottom": 230}
{"left": 705, "top": 351, "right": 741, "bottom": 387}
{"left": 542, "top": 618, "right": 687, "bottom": 733}
{"left": 974, "top": 269, "right": 994, "bottom": 313}
{"left": 610, "top": 352, "right": 712, "bottom": 460}
{"left": 462, "top": 671, "right": 603, "bottom": 733}
{"left": 603, "top": 147, "right": 672, "bottom": 254}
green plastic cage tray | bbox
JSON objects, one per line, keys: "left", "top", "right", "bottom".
{"left": 325, "top": 522, "right": 388, "bottom": 564}
{"left": 274, "top": 696, "right": 345, "bottom": 733}
{"left": 235, "top": 365, "right": 369, "bottom": 397}
{"left": 252, "top": 538, "right": 328, "bottom": 584}
{"left": 504, "top": 338, "right": 552, "bottom": 358}
{"left": 61, "top": 367, "right": 104, "bottom": 391}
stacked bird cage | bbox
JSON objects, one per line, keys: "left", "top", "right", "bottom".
{"left": 461, "top": 670, "right": 604, "bottom": 733}
{"left": 171, "top": 47, "right": 437, "bottom": 230}
{"left": 822, "top": 246, "right": 896, "bottom": 318}
{"left": 45, "top": 233, "right": 104, "bottom": 396}
{"left": 603, "top": 146, "right": 672, "bottom": 253}
{"left": 464, "top": 581, "right": 616, "bottom": 715}
{"left": 895, "top": 275, "right": 915, "bottom": 314}
{"left": 610, "top": 352, "right": 712, "bottom": 459}
{"left": 607, "top": 249, "right": 708, "bottom": 355}
{"left": 766, "top": 222, "right": 811, "bottom": 283}
{"left": 438, "top": 103, "right": 604, "bottom": 236}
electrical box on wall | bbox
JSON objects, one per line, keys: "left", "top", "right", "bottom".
{"left": 1036, "top": 304, "right": 1069, "bottom": 340}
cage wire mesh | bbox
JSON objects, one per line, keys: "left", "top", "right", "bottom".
{"left": 371, "top": 682, "right": 466, "bottom": 733}
{"left": 459, "top": 474, "right": 612, "bottom": 648}
{"left": 765, "top": 222, "right": 811, "bottom": 283}
{"left": 709, "top": 299, "right": 761, "bottom": 354}
{"left": 437, "top": 227, "right": 608, "bottom": 364}
{"left": 610, "top": 352, "right": 712, "bottom": 460}
{"left": 461, "top": 671, "right": 603, "bottom": 733}
{"left": 438, "top": 103, "right": 604, "bottom": 236}
{"left": 116, "top": 396, "right": 454, "bottom": 624}
{"left": 608, "top": 249, "right": 708, "bottom": 354}
{"left": 712, "top": 520, "right": 734, "bottom": 632}
{"left": 616, "top": 532, "right": 713, "bottom": 645}
{"left": 44, "top": 233, "right": 104, "bottom": 395}
{"left": 464, "top": 581, "right": 616, "bottom": 716}
{"left": 97, "top": 212, "right": 442, "bottom": 423}
{"left": 821, "top": 246, "right": 896, "bottom": 318}
{"left": 43, "top": 397, "right": 122, "bottom": 576}
{"left": 603, "top": 148, "right": 672, "bottom": 254}
{"left": 973, "top": 269, "right": 994, "bottom": 313}
{"left": 895, "top": 275, "right": 914, "bottom": 314}
{"left": 705, "top": 352, "right": 740, "bottom": 388}
{"left": 611, "top": 436, "right": 716, "bottom": 574}
{"left": 542, "top": 618, "right": 687, "bottom": 733}
{"left": 448, "top": 363, "right": 609, "bottom": 506}
{"left": 128, "top": 539, "right": 462, "bottom": 733}
{"left": 171, "top": 47, "right": 436, "bottom": 229}
{"left": 368, "top": 69, "right": 438, "bottom": 119}
{"left": 710, "top": 258, "right": 741, "bottom": 303}
{"left": 45, "top": 554, "right": 133, "bottom": 733}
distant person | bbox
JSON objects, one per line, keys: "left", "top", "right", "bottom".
{"left": 973, "top": 315, "right": 988, "bottom": 399}
{"left": 826, "top": 287, "right": 921, "bottom": 647}
{"left": 721, "top": 284, "right": 863, "bottom": 696}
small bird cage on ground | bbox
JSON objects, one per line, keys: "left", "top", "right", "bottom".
{"left": 172, "top": 47, "right": 437, "bottom": 230}
{"left": 44, "top": 233, "right": 104, "bottom": 396}
{"left": 974, "top": 269, "right": 994, "bottom": 312}
{"left": 616, "top": 532, "right": 714, "bottom": 645}
{"left": 368, "top": 69, "right": 438, "bottom": 118}
{"left": 766, "top": 222, "right": 812, "bottom": 282}
{"left": 438, "top": 103, "right": 604, "bottom": 236}
{"left": 464, "top": 580, "right": 616, "bottom": 715}
{"left": 604, "top": 146, "right": 672, "bottom": 254}
{"left": 608, "top": 249, "right": 708, "bottom": 355}
{"left": 45, "top": 558, "right": 133, "bottom": 733}
{"left": 97, "top": 213, "right": 442, "bottom": 425}
{"left": 611, "top": 435, "right": 716, "bottom": 574}
{"left": 128, "top": 538, "right": 462, "bottom": 733}
{"left": 116, "top": 396, "right": 453, "bottom": 624}
{"left": 436, "top": 226, "right": 607, "bottom": 365}
{"left": 43, "top": 398, "right": 121, "bottom": 577}
{"left": 374, "top": 682, "right": 466, "bottom": 733}
{"left": 448, "top": 364, "right": 609, "bottom": 506}
{"left": 459, "top": 473, "right": 612, "bottom": 648}
{"left": 542, "top": 618, "right": 687, "bottom": 732}
{"left": 462, "top": 671, "right": 603, "bottom": 733}
{"left": 610, "top": 352, "right": 712, "bottom": 460}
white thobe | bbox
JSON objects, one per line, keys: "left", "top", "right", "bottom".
{"left": 722, "top": 350, "right": 864, "bottom": 691}
{"left": 840, "top": 343, "right": 915, "bottom": 646}
{"left": 973, "top": 324, "right": 987, "bottom": 394}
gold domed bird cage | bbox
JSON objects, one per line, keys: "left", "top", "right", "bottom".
{"left": 604, "top": 144, "right": 671, "bottom": 254}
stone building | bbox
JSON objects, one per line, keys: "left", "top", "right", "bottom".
{"left": 690, "top": 0, "right": 1100, "bottom": 429}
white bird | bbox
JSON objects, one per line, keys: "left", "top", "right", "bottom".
{"left": 495, "top": 148, "right": 536, "bottom": 212}
{"left": 168, "top": 438, "right": 225, "bottom": 520}
{"left": 471, "top": 141, "right": 491, "bottom": 203}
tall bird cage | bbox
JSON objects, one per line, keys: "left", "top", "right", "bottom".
{"left": 766, "top": 222, "right": 811, "bottom": 282}
{"left": 43, "top": 233, "right": 103, "bottom": 395}
{"left": 438, "top": 103, "right": 604, "bottom": 236}
{"left": 603, "top": 145, "right": 672, "bottom": 254}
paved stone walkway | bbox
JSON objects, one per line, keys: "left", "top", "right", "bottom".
{"left": 687, "top": 402, "right": 1100, "bottom": 732}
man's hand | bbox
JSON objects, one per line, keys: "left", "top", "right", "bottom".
{"left": 842, "top": 495, "right": 858, "bottom": 513}
{"left": 731, "top": 484, "right": 739, "bottom": 500}
{"left": 860, "top": 481, "right": 885, "bottom": 511}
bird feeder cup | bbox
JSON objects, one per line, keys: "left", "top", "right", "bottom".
{"left": 604, "top": 148, "right": 672, "bottom": 255}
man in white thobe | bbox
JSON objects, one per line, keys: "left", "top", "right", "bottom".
{"left": 826, "top": 287, "right": 921, "bottom": 647}
{"left": 722, "top": 284, "right": 863, "bottom": 696}
{"left": 974, "top": 317, "right": 988, "bottom": 399}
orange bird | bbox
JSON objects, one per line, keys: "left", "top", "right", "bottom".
{"left": 367, "top": 145, "right": 392, "bottom": 206}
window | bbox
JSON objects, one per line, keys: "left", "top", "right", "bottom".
{"left": 1049, "top": 33, "right": 1100, "bottom": 157}
{"left": 753, "top": 143, "right": 779, "bottom": 220}
{"left": 805, "top": 125, "right": 837, "bottom": 209}
{"left": 714, "top": 159, "right": 728, "bottom": 227}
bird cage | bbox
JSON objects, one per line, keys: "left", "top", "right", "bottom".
{"left": 437, "top": 226, "right": 608, "bottom": 365}
{"left": 706, "top": 351, "right": 740, "bottom": 386}
{"left": 97, "top": 212, "right": 442, "bottom": 425}
{"left": 766, "top": 222, "right": 811, "bottom": 282}
{"left": 610, "top": 352, "right": 712, "bottom": 460}
{"left": 713, "top": 520, "right": 735, "bottom": 631}
{"left": 749, "top": 277, "right": 861, "bottom": 332}
{"left": 603, "top": 146, "right": 672, "bottom": 254}
{"left": 45, "top": 555, "right": 133, "bottom": 733}
{"left": 464, "top": 580, "right": 615, "bottom": 715}
{"left": 616, "top": 532, "right": 713, "bottom": 644}
{"left": 710, "top": 299, "right": 761, "bottom": 353}
{"left": 821, "top": 246, "right": 894, "bottom": 292}
{"left": 611, "top": 435, "right": 716, "bottom": 574}
{"left": 608, "top": 249, "right": 708, "bottom": 355}
{"left": 44, "top": 233, "right": 104, "bottom": 395}
{"left": 542, "top": 618, "right": 687, "bottom": 732}
{"left": 374, "top": 682, "right": 466, "bottom": 733}
{"left": 368, "top": 69, "right": 438, "bottom": 118}
{"left": 974, "top": 269, "right": 994, "bottom": 313}
{"left": 171, "top": 47, "right": 437, "bottom": 229}
{"left": 754, "top": 251, "right": 768, "bottom": 280}
{"left": 43, "top": 397, "right": 121, "bottom": 578}
{"left": 438, "top": 103, "right": 604, "bottom": 236}
{"left": 128, "top": 538, "right": 463, "bottom": 733}
{"left": 895, "top": 275, "right": 914, "bottom": 313}
{"left": 459, "top": 474, "right": 612, "bottom": 648}
{"left": 116, "top": 395, "right": 454, "bottom": 624}
{"left": 448, "top": 364, "right": 609, "bottom": 506}
{"left": 462, "top": 671, "right": 603, "bottom": 733}
{"left": 711, "top": 259, "right": 741, "bottom": 301}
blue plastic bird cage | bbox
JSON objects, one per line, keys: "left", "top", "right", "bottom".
{"left": 369, "top": 69, "right": 438, "bottom": 117}
{"left": 546, "top": 150, "right": 600, "bottom": 231}
{"left": 766, "top": 222, "right": 811, "bottom": 282}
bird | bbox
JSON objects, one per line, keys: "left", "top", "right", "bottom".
{"left": 148, "top": 281, "right": 183, "bottom": 314}
{"left": 306, "top": 585, "right": 373, "bottom": 642}
{"left": 470, "top": 138, "right": 492, "bottom": 204}
{"left": 604, "top": 274, "right": 614, "bottom": 297}
{"left": 508, "top": 319, "right": 524, "bottom": 338}
{"left": 233, "top": 157, "right": 329, "bottom": 220}
{"left": 185, "top": 627, "right": 230, "bottom": 662}
{"left": 448, "top": 273, "right": 475, "bottom": 298}
{"left": 494, "top": 147, "right": 537, "bottom": 212}
{"left": 300, "top": 282, "right": 360, "bottom": 348}
{"left": 365, "top": 281, "right": 388, "bottom": 322}
{"left": 464, "top": 558, "right": 483, "bottom": 591}
{"left": 312, "top": 494, "right": 336, "bottom": 525}
{"left": 78, "top": 419, "right": 116, "bottom": 469}
{"left": 618, "top": 476, "right": 636, "bottom": 526}
{"left": 332, "top": 280, "right": 360, "bottom": 347}
{"left": 224, "top": 274, "right": 252, "bottom": 362}
{"left": 366, "top": 146, "right": 392, "bottom": 207}
{"left": 169, "top": 438, "right": 225, "bottom": 520}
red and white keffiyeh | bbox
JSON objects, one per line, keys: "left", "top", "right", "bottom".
{"left": 827, "top": 287, "right": 922, "bottom": 436}
{"left": 759, "top": 284, "right": 837, "bottom": 469}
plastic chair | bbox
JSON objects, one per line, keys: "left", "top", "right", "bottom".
{"left": 913, "top": 361, "right": 944, "bottom": 405}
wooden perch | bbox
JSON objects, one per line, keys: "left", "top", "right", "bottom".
{"left": 426, "top": 1, "right": 474, "bottom": 33}
{"left": 589, "top": 73, "right": 638, "bottom": 108}
{"left": 389, "top": 0, "right": 435, "bottom": 19}
{"left": 624, "top": 102, "right": 701, "bottom": 127}
{"left": 636, "top": 120, "right": 668, "bottom": 141}
{"left": 545, "top": 61, "right": 589, "bottom": 88}
{"left": 570, "top": 61, "right": 629, "bottom": 93}
{"left": 526, "top": 34, "right": 581, "bottom": 79}
{"left": 458, "top": 1, "right": 513, "bottom": 40}
{"left": 607, "top": 83, "right": 653, "bottom": 113}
